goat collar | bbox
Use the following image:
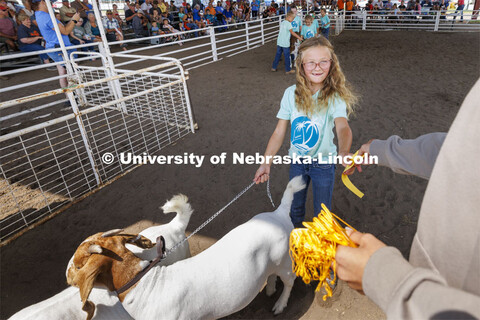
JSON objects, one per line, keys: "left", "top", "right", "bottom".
{"left": 116, "top": 235, "right": 166, "bottom": 295}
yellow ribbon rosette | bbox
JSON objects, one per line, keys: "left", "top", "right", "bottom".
{"left": 289, "top": 204, "right": 357, "bottom": 300}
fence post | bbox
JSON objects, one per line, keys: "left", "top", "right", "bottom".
{"left": 434, "top": 10, "right": 440, "bottom": 31}
{"left": 362, "top": 11, "right": 367, "bottom": 30}
{"left": 209, "top": 27, "right": 218, "bottom": 62}
{"left": 245, "top": 21, "right": 250, "bottom": 49}
{"left": 261, "top": 19, "right": 265, "bottom": 45}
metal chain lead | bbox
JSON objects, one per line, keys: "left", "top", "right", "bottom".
{"left": 164, "top": 179, "right": 275, "bottom": 258}
{"left": 267, "top": 178, "right": 275, "bottom": 208}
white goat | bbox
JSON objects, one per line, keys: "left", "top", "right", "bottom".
{"left": 9, "top": 195, "right": 194, "bottom": 320}
{"left": 67, "top": 176, "right": 306, "bottom": 320}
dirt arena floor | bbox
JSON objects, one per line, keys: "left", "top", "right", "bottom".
{"left": 1, "top": 30, "right": 479, "bottom": 319}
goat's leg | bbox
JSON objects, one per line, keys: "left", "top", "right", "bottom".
{"left": 272, "top": 269, "right": 296, "bottom": 315}
{"left": 265, "top": 274, "right": 277, "bottom": 297}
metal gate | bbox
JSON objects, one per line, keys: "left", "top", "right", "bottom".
{"left": 0, "top": 54, "right": 195, "bottom": 243}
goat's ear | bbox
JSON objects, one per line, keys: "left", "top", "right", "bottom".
{"left": 73, "top": 254, "right": 111, "bottom": 320}
{"left": 125, "top": 234, "right": 155, "bottom": 249}
{"left": 102, "top": 229, "right": 124, "bottom": 237}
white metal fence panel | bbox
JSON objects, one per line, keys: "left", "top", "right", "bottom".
{"left": 0, "top": 57, "right": 194, "bottom": 242}
{"left": 341, "top": 10, "right": 480, "bottom": 31}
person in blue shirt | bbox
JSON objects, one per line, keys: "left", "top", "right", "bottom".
{"left": 271, "top": 11, "right": 302, "bottom": 74}
{"left": 251, "top": 0, "right": 259, "bottom": 19}
{"left": 31, "top": 0, "right": 79, "bottom": 91}
{"left": 224, "top": 3, "right": 233, "bottom": 23}
{"left": 289, "top": 6, "right": 302, "bottom": 68}
{"left": 320, "top": 8, "right": 330, "bottom": 39}
{"left": 215, "top": 1, "right": 223, "bottom": 14}
{"left": 192, "top": 4, "right": 201, "bottom": 22}
{"left": 256, "top": 36, "right": 357, "bottom": 229}
{"left": 301, "top": 15, "right": 317, "bottom": 40}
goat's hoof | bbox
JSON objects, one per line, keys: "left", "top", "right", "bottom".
{"left": 272, "top": 301, "right": 286, "bottom": 315}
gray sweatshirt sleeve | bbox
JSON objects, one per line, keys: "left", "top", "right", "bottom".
{"left": 369, "top": 133, "right": 446, "bottom": 180}
{"left": 362, "top": 79, "right": 480, "bottom": 319}
{"left": 363, "top": 247, "right": 480, "bottom": 319}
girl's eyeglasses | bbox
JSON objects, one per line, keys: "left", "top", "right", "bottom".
{"left": 303, "top": 59, "right": 332, "bottom": 71}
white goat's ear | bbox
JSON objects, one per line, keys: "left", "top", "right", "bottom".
{"left": 101, "top": 229, "right": 123, "bottom": 237}
{"left": 88, "top": 244, "right": 102, "bottom": 254}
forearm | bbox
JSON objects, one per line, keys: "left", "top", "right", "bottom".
{"left": 20, "top": 37, "right": 41, "bottom": 44}
{"left": 369, "top": 133, "right": 446, "bottom": 179}
{"left": 263, "top": 121, "right": 288, "bottom": 164}
{"left": 289, "top": 29, "right": 302, "bottom": 40}
{"left": 59, "top": 20, "right": 77, "bottom": 35}
{"left": 336, "top": 125, "right": 352, "bottom": 154}
{"left": 363, "top": 247, "right": 480, "bottom": 319}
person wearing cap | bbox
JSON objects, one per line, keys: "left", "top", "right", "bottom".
{"left": 0, "top": 3, "right": 17, "bottom": 50}
{"left": 124, "top": 2, "right": 136, "bottom": 25}
{"left": 31, "top": 0, "right": 79, "bottom": 90}
{"left": 103, "top": 9, "right": 127, "bottom": 50}
{"left": 132, "top": 9, "right": 148, "bottom": 37}
{"left": 59, "top": 0, "right": 76, "bottom": 23}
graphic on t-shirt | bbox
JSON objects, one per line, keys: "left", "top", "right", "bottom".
{"left": 291, "top": 116, "right": 320, "bottom": 154}
{"left": 291, "top": 20, "right": 298, "bottom": 28}
{"left": 305, "top": 30, "right": 314, "bottom": 39}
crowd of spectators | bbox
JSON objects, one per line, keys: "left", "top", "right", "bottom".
{"left": 1, "top": 0, "right": 470, "bottom": 61}
{"left": 311, "top": 0, "right": 466, "bottom": 20}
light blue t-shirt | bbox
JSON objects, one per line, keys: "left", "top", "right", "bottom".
{"left": 277, "top": 85, "right": 348, "bottom": 160}
{"left": 277, "top": 20, "right": 292, "bottom": 48}
{"left": 312, "top": 18, "right": 319, "bottom": 31}
{"left": 35, "top": 11, "right": 72, "bottom": 48}
{"left": 320, "top": 15, "right": 330, "bottom": 29}
{"left": 291, "top": 15, "right": 301, "bottom": 32}
{"left": 301, "top": 23, "right": 317, "bottom": 39}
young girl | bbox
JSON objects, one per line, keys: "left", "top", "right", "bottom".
{"left": 255, "top": 37, "right": 357, "bottom": 228}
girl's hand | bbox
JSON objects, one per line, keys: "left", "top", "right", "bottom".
{"left": 80, "top": 40, "right": 85, "bottom": 44}
{"left": 254, "top": 163, "right": 270, "bottom": 184}
{"left": 343, "top": 139, "right": 376, "bottom": 175}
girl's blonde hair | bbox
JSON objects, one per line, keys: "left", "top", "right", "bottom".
{"left": 294, "top": 37, "right": 357, "bottom": 116}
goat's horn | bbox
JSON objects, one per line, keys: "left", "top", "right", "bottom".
{"left": 101, "top": 229, "right": 123, "bottom": 237}
{"left": 88, "top": 244, "right": 102, "bottom": 254}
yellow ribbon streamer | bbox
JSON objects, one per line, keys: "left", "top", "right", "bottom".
{"left": 289, "top": 204, "right": 357, "bottom": 300}
{"left": 341, "top": 151, "right": 364, "bottom": 198}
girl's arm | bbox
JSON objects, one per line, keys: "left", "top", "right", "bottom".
{"left": 254, "top": 119, "right": 289, "bottom": 184}
{"left": 335, "top": 117, "right": 353, "bottom": 167}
